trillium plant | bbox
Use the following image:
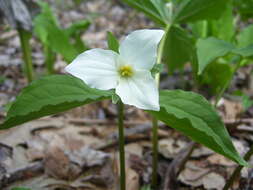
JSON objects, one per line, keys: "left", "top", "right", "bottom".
{"left": 66, "top": 29, "right": 164, "bottom": 189}
{"left": 0, "top": 28, "right": 249, "bottom": 190}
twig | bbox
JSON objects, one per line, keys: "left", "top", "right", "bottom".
{"left": 223, "top": 144, "right": 253, "bottom": 190}
{"left": 163, "top": 142, "right": 197, "bottom": 190}
{"left": 0, "top": 161, "right": 44, "bottom": 188}
{"left": 68, "top": 118, "right": 151, "bottom": 126}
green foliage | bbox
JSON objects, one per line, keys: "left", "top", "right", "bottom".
{"left": 64, "top": 20, "right": 90, "bottom": 53}
{"left": 151, "top": 64, "right": 164, "bottom": 77}
{"left": 0, "top": 76, "right": 6, "bottom": 84}
{"left": 210, "top": 2, "right": 235, "bottom": 42}
{"left": 107, "top": 31, "right": 119, "bottom": 53}
{"left": 196, "top": 37, "right": 235, "bottom": 75}
{"left": 149, "top": 90, "right": 247, "bottom": 166}
{"left": 197, "top": 37, "right": 253, "bottom": 76}
{"left": 161, "top": 26, "right": 196, "bottom": 72}
{"left": 0, "top": 75, "right": 113, "bottom": 129}
{"left": 201, "top": 62, "right": 233, "bottom": 94}
{"left": 234, "top": 0, "right": 253, "bottom": 19}
{"left": 123, "top": 0, "right": 169, "bottom": 26}
{"left": 234, "top": 45, "right": 253, "bottom": 58}
{"left": 141, "top": 185, "right": 152, "bottom": 190}
{"left": 33, "top": 1, "right": 90, "bottom": 62}
{"left": 242, "top": 95, "right": 253, "bottom": 111}
{"left": 237, "top": 24, "right": 253, "bottom": 48}
{"left": 172, "top": 0, "right": 228, "bottom": 24}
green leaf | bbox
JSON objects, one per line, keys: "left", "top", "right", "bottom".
{"left": 151, "top": 64, "right": 164, "bottom": 77}
{"left": 0, "top": 75, "right": 112, "bottom": 129}
{"left": 33, "top": 1, "right": 79, "bottom": 62}
{"left": 141, "top": 185, "right": 152, "bottom": 190}
{"left": 123, "top": 0, "right": 169, "bottom": 26}
{"left": 242, "top": 95, "right": 253, "bottom": 111}
{"left": 149, "top": 90, "right": 248, "bottom": 166}
{"left": 172, "top": 0, "right": 228, "bottom": 24}
{"left": 161, "top": 26, "right": 196, "bottom": 72}
{"left": 112, "top": 93, "right": 120, "bottom": 104}
{"left": 237, "top": 24, "right": 253, "bottom": 48}
{"left": 107, "top": 32, "right": 119, "bottom": 53}
{"left": 64, "top": 20, "right": 90, "bottom": 37}
{"left": 0, "top": 76, "right": 6, "bottom": 84}
{"left": 233, "top": 44, "right": 253, "bottom": 58}
{"left": 234, "top": 0, "right": 253, "bottom": 20}
{"left": 201, "top": 62, "right": 233, "bottom": 94}
{"left": 196, "top": 37, "right": 235, "bottom": 74}
{"left": 210, "top": 2, "right": 235, "bottom": 42}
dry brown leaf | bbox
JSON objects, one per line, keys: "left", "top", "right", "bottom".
{"left": 126, "top": 168, "right": 139, "bottom": 190}
{"left": 207, "top": 154, "right": 235, "bottom": 167}
{"left": 158, "top": 139, "right": 187, "bottom": 159}
{"left": 202, "top": 172, "right": 225, "bottom": 190}
{"left": 178, "top": 161, "right": 210, "bottom": 187}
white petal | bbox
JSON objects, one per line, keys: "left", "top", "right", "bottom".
{"left": 65, "top": 49, "right": 119, "bottom": 90}
{"left": 119, "top": 29, "right": 164, "bottom": 70}
{"left": 115, "top": 70, "right": 160, "bottom": 111}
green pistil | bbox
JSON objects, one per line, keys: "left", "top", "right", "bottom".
{"left": 118, "top": 65, "right": 133, "bottom": 78}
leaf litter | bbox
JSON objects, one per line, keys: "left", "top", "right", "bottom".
{"left": 1, "top": 0, "right": 253, "bottom": 190}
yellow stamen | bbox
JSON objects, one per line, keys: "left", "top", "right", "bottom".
{"left": 118, "top": 65, "right": 134, "bottom": 78}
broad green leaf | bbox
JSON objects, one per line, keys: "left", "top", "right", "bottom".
{"left": 149, "top": 90, "right": 248, "bottom": 166}
{"left": 233, "top": 45, "right": 253, "bottom": 58}
{"left": 172, "top": 0, "right": 228, "bottom": 24}
{"left": 107, "top": 32, "right": 119, "bottom": 53}
{"left": 64, "top": 20, "right": 90, "bottom": 37}
{"left": 190, "top": 21, "right": 209, "bottom": 38}
{"left": 201, "top": 62, "right": 233, "bottom": 94}
{"left": 210, "top": 2, "right": 234, "bottom": 42}
{"left": 237, "top": 24, "right": 253, "bottom": 48}
{"left": 161, "top": 26, "right": 196, "bottom": 72}
{"left": 33, "top": 1, "right": 79, "bottom": 62}
{"left": 0, "top": 75, "right": 112, "bottom": 129}
{"left": 196, "top": 37, "right": 235, "bottom": 74}
{"left": 64, "top": 20, "right": 90, "bottom": 53}
{"left": 123, "top": 0, "right": 169, "bottom": 26}
{"left": 150, "top": 0, "right": 171, "bottom": 22}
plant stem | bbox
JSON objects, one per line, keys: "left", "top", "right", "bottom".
{"left": 44, "top": 45, "right": 56, "bottom": 75}
{"left": 202, "top": 20, "right": 208, "bottom": 38}
{"left": 117, "top": 100, "right": 126, "bottom": 190}
{"left": 223, "top": 144, "right": 253, "bottom": 190}
{"left": 151, "top": 25, "right": 169, "bottom": 189}
{"left": 17, "top": 28, "right": 34, "bottom": 82}
{"left": 151, "top": 117, "right": 159, "bottom": 188}
{"left": 215, "top": 58, "right": 242, "bottom": 107}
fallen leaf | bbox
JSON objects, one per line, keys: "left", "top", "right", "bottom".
{"left": 202, "top": 172, "right": 225, "bottom": 190}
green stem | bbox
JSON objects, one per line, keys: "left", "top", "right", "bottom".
{"left": 17, "top": 28, "right": 34, "bottom": 82}
{"left": 44, "top": 45, "right": 56, "bottom": 75}
{"left": 151, "top": 117, "right": 159, "bottom": 188}
{"left": 215, "top": 58, "right": 242, "bottom": 107}
{"left": 202, "top": 20, "right": 208, "bottom": 38}
{"left": 223, "top": 144, "right": 253, "bottom": 190}
{"left": 151, "top": 25, "right": 168, "bottom": 189}
{"left": 117, "top": 100, "right": 126, "bottom": 190}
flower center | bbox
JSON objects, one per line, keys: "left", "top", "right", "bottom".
{"left": 118, "top": 65, "right": 134, "bottom": 78}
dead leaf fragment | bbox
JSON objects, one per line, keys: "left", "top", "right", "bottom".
{"left": 202, "top": 172, "right": 225, "bottom": 190}
{"left": 159, "top": 139, "right": 187, "bottom": 159}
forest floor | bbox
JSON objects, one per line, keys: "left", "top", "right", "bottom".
{"left": 0, "top": 0, "right": 253, "bottom": 190}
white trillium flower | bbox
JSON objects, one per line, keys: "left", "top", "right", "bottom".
{"left": 65, "top": 29, "right": 164, "bottom": 111}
